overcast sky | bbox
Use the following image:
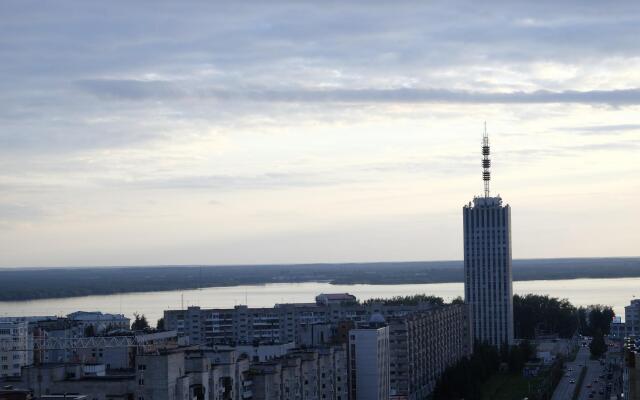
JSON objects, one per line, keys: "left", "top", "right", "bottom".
{"left": 1, "top": 1, "right": 639, "bottom": 267}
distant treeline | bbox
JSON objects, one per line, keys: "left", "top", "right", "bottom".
{"left": 0, "top": 257, "right": 638, "bottom": 301}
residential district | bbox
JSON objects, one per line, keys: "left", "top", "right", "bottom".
{"left": 2, "top": 132, "right": 638, "bottom": 400}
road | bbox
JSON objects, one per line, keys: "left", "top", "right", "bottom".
{"left": 552, "top": 340, "right": 621, "bottom": 400}
{"left": 552, "top": 345, "right": 589, "bottom": 400}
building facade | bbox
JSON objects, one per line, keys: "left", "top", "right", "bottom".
{"left": 463, "top": 128, "right": 514, "bottom": 347}
{"left": 626, "top": 299, "right": 640, "bottom": 337}
{"left": 388, "top": 304, "right": 472, "bottom": 399}
{"left": 164, "top": 298, "right": 439, "bottom": 347}
{"left": 0, "top": 319, "right": 33, "bottom": 378}
{"left": 348, "top": 323, "right": 390, "bottom": 400}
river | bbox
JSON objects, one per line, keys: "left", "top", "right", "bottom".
{"left": 1, "top": 277, "right": 638, "bottom": 324}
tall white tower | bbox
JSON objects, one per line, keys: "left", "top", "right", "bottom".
{"left": 463, "top": 124, "right": 514, "bottom": 347}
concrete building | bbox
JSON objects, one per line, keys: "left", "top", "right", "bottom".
{"left": 611, "top": 316, "right": 627, "bottom": 339}
{"left": 388, "top": 304, "right": 472, "bottom": 399}
{"left": 315, "top": 294, "right": 356, "bottom": 306}
{"left": 67, "top": 311, "right": 130, "bottom": 335}
{"left": 348, "top": 317, "right": 390, "bottom": 400}
{"left": 249, "top": 345, "right": 347, "bottom": 400}
{"left": 463, "top": 127, "right": 514, "bottom": 347}
{"left": 164, "top": 296, "right": 444, "bottom": 347}
{"left": 626, "top": 300, "right": 640, "bottom": 337}
{"left": 0, "top": 319, "right": 33, "bottom": 378}
{"left": 17, "top": 347, "right": 254, "bottom": 400}
{"left": 135, "top": 351, "right": 190, "bottom": 400}
{"left": 20, "top": 363, "right": 135, "bottom": 400}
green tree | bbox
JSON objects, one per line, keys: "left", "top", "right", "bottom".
{"left": 84, "top": 324, "right": 96, "bottom": 337}
{"left": 156, "top": 317, "right": 165, "bottom": 331}
{"left": 589, "top": 330, "right": 607, "bottom": 359}
{"left": 513, "top": 294, "right": 578, "bottom": 339}
{"left": 131, "top": 313, "right": 150, "bottom": 331}
{"left": 361, "top": 294, "right": 444, "bottom": 306}
{"left": 451, "top": 296, "right": 465, "bottom": 305}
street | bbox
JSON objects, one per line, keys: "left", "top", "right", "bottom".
{"left": 552, "top": 339, "right": 621, "bottom": 400}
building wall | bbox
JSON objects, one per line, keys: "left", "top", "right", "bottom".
{"left": 136, "top": 352, "right": 188, "bottom": 400}
{"left": 349, "top": 327, "right": 390, "bottom": 400}
{"left": 0, "top": 320, "right": 33, "bottom": 378}
{"left": 20, "top": 364, "right": 134, "bottom": 399}
{"left": 165, "top": 302, "right": 442, "bottom": 347}
{"left": 463, "top": 196, "right": 514, "bottom": 347}
{"left": 626, "top": 300, "right": 640, "bottom": 337}
{"left": 389, "top": 304, "right": 472, "bottom": 399}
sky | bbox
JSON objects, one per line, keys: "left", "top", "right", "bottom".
{"left": 1, "top": 1, "right": 639, "bottom": 267}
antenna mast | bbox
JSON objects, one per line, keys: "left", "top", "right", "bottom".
{"left": 482, "top": 122, "right": 491, "bottom": 198}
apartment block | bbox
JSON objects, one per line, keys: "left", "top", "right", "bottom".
{"left": 348, "top": 320, "right": 390, "bottom": 400}
{"left": 388, "top": 304, "right": 472, "bottom": 399}
{"left": 164, "top": 295, "right": 442, "bottom": 346}
{"left": 0, "top": 319, "right": 33, "bottom": 378}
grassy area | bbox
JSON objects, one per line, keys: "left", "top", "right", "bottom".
{"left": 481, "top": 372, "right": 546, "bottom": 400}
{"left": 568, "top": 344, "right": 579, "bottom": 362}
{"left": 571, "top": 366, "right": 587, "bottom": 400}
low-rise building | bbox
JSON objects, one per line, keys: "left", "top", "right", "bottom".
{"left": 315, "top": 293, "right": 356, "bottom": 306}
{"left": 67, "top": 311, "right": 130, "bottom": 335}
{"left": 611, "top": 316, "right": 627, "bottom": 339}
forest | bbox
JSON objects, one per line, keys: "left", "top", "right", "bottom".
{"left": 1, "top": 257, "right": 638, "bottom": 301}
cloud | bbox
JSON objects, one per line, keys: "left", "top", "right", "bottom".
{"left": 75, "top": 79, "right": 640, "bottom": 106}
{"left": 112, "top": 172, "right": 350, "bottom": 191}
{"left": 75, "top": 79, "right": 185, "bottom": 101}
{"left": 559, "top": 124, "right": 640, "bottom": 135}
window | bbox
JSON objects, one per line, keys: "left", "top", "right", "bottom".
{"left": 138, "top": 364, "right": 146, "bottom": 370}
{"left": 138, "top": 378, "right": 144, "bottom": 385}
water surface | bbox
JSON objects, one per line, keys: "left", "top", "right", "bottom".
{"left": 1, "top": 278, "right": 637, "bottom": 324}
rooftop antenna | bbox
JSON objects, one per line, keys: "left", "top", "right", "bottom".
{"left": 482, "top": 122, "right": 491, "bottom": 198}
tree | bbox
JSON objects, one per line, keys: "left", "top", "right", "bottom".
{"left": 579, "top": 305, "right": 615, "bottom": 336}
{"left": 156, "top": 317, "right": 165, "bottom": 331}
{"left": 84, "top": 324, "right": 96, "bottom": 337}
{"left": 361, "top": 294, "right": 444, "bottom": 306}
{"left": 451, "top": 296, "right": 465, "bottom": 305}
{"left": 513, "top": 294, "right": 578, "bottom": 339}
{"left": 131, "top": 313, "right": 150, "bottom": 331}
{"left": 589, "top": 330, "right": 607, "bottom": 359}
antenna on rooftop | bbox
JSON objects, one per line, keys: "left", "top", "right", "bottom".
{"left": 482, "top": 122, "right": 491, "bottom": 198}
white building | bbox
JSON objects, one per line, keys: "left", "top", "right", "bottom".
{"left": 315, "top": 293, "right": 356, "bottom": 306}
{"left": 463, "top": 128, "right": 514, "bottom": 347}
{"left": 626, "top": 300, "right": 640, "bottom": 337}
{"left": 348, "top": 317, "right": 390, "bottom": 400}
{"left": 0, "top": 318, "right": 33, "bottom": 377}
{"left": 67, "top": 311, "right": 130, "bottom": 335}
{"left": 611, "top": 316, "right": 626, "bottom": 339}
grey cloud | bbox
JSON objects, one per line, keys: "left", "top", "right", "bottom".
{"left": 77, "top": 80, "right": 640, "bottom": 106}
{"left": 559, "top": 124, "right": 640, "bottom": 135}
{"left": 0, "top": 203, "right": 46, "bottom": 223}
{"left": 205, "top": 87, "right": 640, "bottom": 106}
{"left": 112, "top": 172, "right": 351, "bottom": 191}
{"left": 75, "top": 79, "right": 185, "bottom": 101}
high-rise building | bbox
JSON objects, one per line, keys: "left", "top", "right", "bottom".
{"left": 463, "top": 125, "right": 514, "bottom": 347}
{"left": 348, "top": 316, "right": 390, "bottom": 400}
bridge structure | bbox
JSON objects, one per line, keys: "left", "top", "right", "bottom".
{"left": 0, "top": 330, "right": 179, "bottom": 352}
